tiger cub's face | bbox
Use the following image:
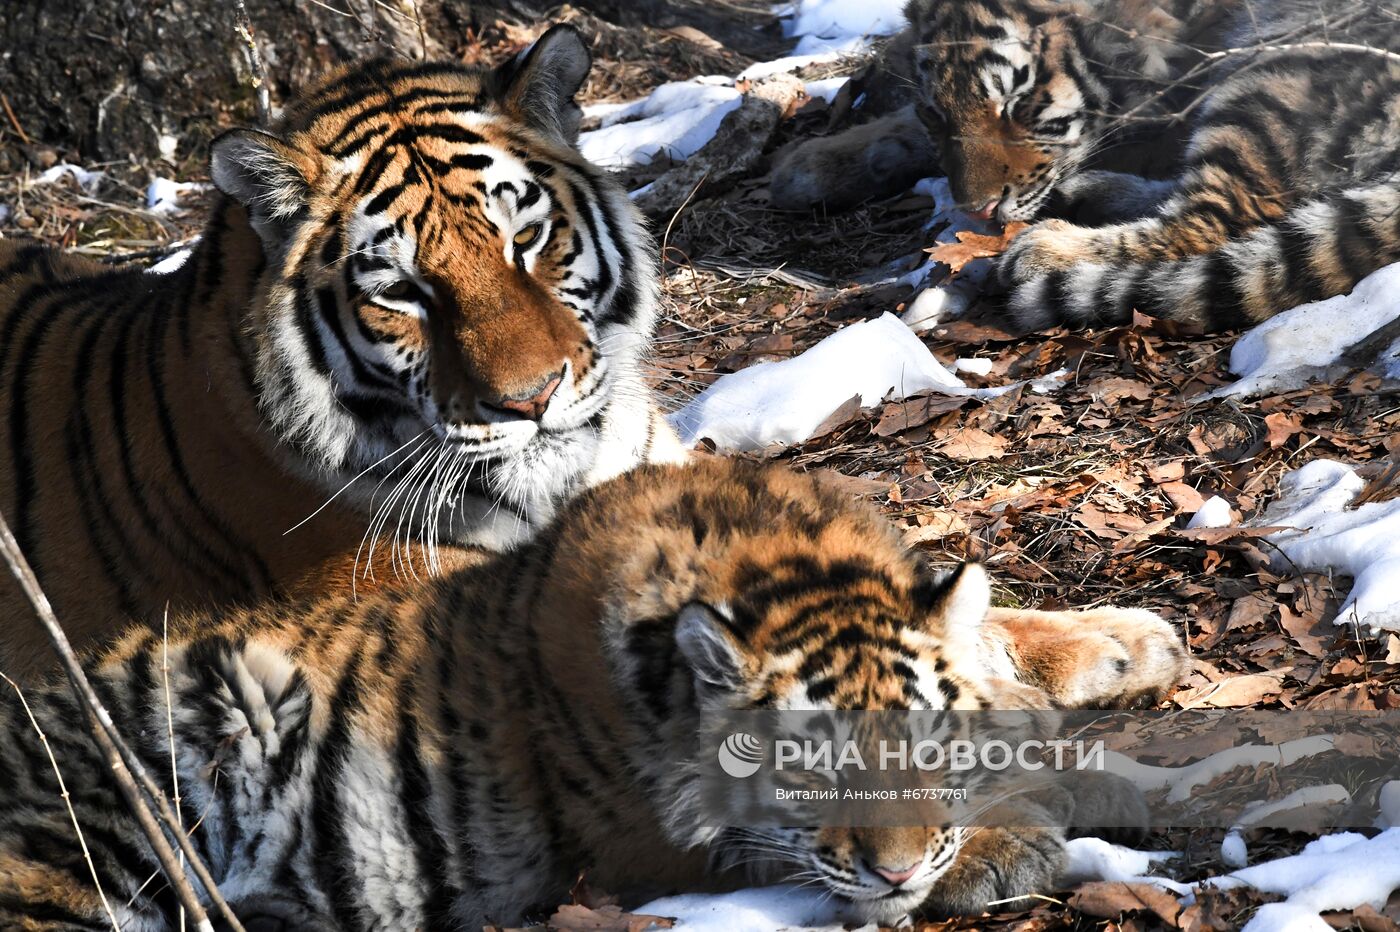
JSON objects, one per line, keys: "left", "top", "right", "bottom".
{"left": 673, "top": 562, "right": 1030, "bottom": 923}
{"left": 209, "top": 28, "right": 653, "bottom": 519}
{"left": 908, "top": 0, "right": 1105, "bottom": 222}
{"left": 603, "top": 472, "right": 1038, "bottom": 926}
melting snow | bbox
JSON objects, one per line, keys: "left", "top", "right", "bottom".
{"left": 670, "top": 313, "right": 1064, "bottom": 452}
{"left": 785, "top": 0, "right": 909, "bottom": 42}
{"left": 1251, "top": 459, "right": 1400, "bottom": 635}
{"left": 34, "top": 163, "right": 104, "bottom": 191}
{"left": 900, "top": 178, "right": 998, "bottom": 331}
{"left": 146, "top": 177, "right": 208, "bottom": 216}
{"left": 579, "top": 83, "right": 743, "bottom": 169}
{"left": 1185, "top": 495, "right": 1233, "bottom": 530}
{"left": 633, "top": 885, "right": 852, "bottom": 932}
{"left": 1202, "top": 262, "right": 1400, "bottom": 400}
{"left": 671, "top": 313, "right": 964, "bottom": 452}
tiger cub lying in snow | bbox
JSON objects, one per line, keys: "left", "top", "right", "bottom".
{"left": 0, "top": 458, "right": 1187, "bottom": 930}
{"left": 773, "top": 0, "right": 1400, "bottom": 331}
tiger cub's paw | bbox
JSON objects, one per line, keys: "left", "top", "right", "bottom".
{"left": 995, "top": 220, "right": 1101, "bottom": 286}
{"left": 921, "top": 827, "right": 1065, "bottom": 917}
{"left": 1055, "top": 607, "right": 1188, "bottom": 709}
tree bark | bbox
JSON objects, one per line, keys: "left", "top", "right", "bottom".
{"left": 0, "top": 0, "right": 539, "bottom": 163}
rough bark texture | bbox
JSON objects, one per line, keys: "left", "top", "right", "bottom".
{"left": 0, "top": 0, "right": 565, "bottom": 162}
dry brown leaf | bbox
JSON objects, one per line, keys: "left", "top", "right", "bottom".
{"left": 1225, "top": 593, "right": 1276, "bottom": 632}
{"left": 1173, "top": 672, "right": 1286, "bottom": 709}
{"left": 1279, "top": 603, "right": 1332, "bottom": 658}
{"left": 1148, "top": 461, "right": 1186, "bottom": 484}
{"left": 1160, "top": 481, "right": 1207, "bottom": 513}
{"left": 874, "top": 393, "right": 968, "bottom": 437}
{"left": 1089, "top": 377, "right": 1153, "bottom": 404}
{"left": 548, "top": 904, "right": 675, "bottom": 932}
{"left": 809, "top": 394, "right": 864, "bottom": 440}
{"left": 1264, "top": 411, "right": 1304, "bottom": 448}
{"left": 924, "top": 222, "right": 1028, "bottom": 275}
{"left": 811, "top": 469, "right": 891, "bottom": 499}
{"left": 904, "top": 511, "right": 969, "bottom": 543}
{"left": 1069, "top": 881, "right": 1182, "bottom": 926}
{"left": 937, "top": 427, "right": 1009, "bottom": 461}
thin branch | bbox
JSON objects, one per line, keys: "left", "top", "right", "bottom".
{"left": 163, "top": 606, "right": 187, "bottom": 932}
{"left": 0, "top": 509, "right": 246, "bottom": 932}
{"left": 2, "top": 673, "right": 121, "bottom": 931}
{"left": 234, "top": 1, "right": 273, "bottom": 125}
{"left": 1203, "top": 39, "right": 1400, "bottom": 65}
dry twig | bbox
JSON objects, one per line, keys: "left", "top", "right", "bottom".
{"left": 0, "top": 510, "right": 246, "bottom": 932}
{"left": 234, "top": 1, "right": 273, "bottom": 125}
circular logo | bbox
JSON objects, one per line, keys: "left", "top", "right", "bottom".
{"left": 717, "top": 732, "right": 764, "bottom": 778}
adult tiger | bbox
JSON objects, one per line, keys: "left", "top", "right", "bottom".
{"left": 772, "top": 0, "right": 1400, "bottom": 330}
{"left": 0, "top": 26, "right": 684, "bottom": 679}
{"left": 0, "top": 457, "right": 1188, "bottom": 930}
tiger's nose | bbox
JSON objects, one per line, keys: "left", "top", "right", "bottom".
{"left": 483, "top": 371, "right": 562, "bottom": 421}
{"left": 869, "top": 860, "right": 921, "bottom": 887}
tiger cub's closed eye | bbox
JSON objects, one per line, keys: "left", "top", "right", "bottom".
{"left": 513, "top": 224, "right": 543, "bottom": 248}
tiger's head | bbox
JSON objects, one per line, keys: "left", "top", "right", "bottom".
{"left": 905, "top": 0, "right": 1111, "bottom": 222}
{"left": 208, "top": 27, "right": 660, "bottom": 544}
{"left": 581, "top": 461, "right": 1052, "bottom": 924}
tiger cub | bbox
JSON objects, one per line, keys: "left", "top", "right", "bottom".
{"left": 0, "top": 459, "right": 1188, "bottom": 930}
{"left": 773, "top": 0, "right": 1400, "bottom": 331}
{"left": 0, "top": 26, "right": 685, "bottom": 678}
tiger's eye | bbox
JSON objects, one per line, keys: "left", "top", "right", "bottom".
{"left": 513, "top": 224, "right": 543, "bottom": 248}
{"left": 380, "top": 281, "right": 413, "bottom": 299}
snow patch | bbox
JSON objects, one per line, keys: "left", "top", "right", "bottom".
{"left": 1220, "top": 785, "right": 1352, "bottom": 869}
{"left": 1251, "top": 459, "right": 1400, "bottom": 635}
{"left": 670, "top": 313, "right": 964, "bottom": 452}
{"left": 146, "top": 246, "right": 195, "bottom": 275}
{"left": 738, "top": 37, "right": 870, "bottom": 80}
{"left": 670, "top": 314, "right": 1066, "bottom": 452}
{"left": 578, "top": 82, "right": 742, "bottom": 168}
{"left": 1102, "top": 737, "right": 1334, "bottom": 804}
{"left": 633, "top": 884, "right": 852, "bottom": 932}
{"left": 34, "top": 163, "right": 104, "bottom": 191}
{"left": 900, "top": 177, "right": 999, "bottom": 331}
{"left": 1061, "top": 838, "right": 1185, "bottom": 891}
{"left": 1186, "top": 495, "right": 1233, "bottom": 530}
{"left": 1202, "top": 829, "right": 1400, "bottom": 932}
{"left": 955, "top": 357, "right": 993, "bottom": 376}
{"left": 1203, "top": 262, "right": 1400, "bottom": 400}
{"left": 146, "top": 177, "right": 208, "bottom": 216}
{"left": 785, "top": 0, "right": 909, "bottom": 41}
{"left": 804, "top": 76, "right": 850, "bottom": 104}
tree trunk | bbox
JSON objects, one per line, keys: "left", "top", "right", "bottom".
{"left": 0, "top": 0, "right": 540, "bottom": 163}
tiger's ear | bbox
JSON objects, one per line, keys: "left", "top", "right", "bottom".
{"left": 492, "top": 23, "right": 592, "bottom": 145}
{"left": 676, "top": 601, "right": 745, "bottom": 692}
{"left": 210, "top": 129, "right": 317, "bottom": 245}
{"left": 913, "top": 562, "right": 991, "bottom": 649}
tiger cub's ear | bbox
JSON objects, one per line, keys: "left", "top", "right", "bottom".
{"left": 676, "top": 601, "right": 746, "bottom": 692}
{"left": 210, "top": 129, "right": 319, "bottom": 246}
{"left": 492, "top": 23, "right": 592, "bottom": 145}
{"left": 913, "top": 562, "right": 991, "bottom": 654}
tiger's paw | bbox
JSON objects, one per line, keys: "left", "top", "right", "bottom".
{"left": 1053, "top": 607, "right": 1188, "bottom": 709}
{"left": 996, "top": 220, "right": 1100, "bottom": 285}
{"left": 921, "top": 827, "right": 1065, "bottom": 917}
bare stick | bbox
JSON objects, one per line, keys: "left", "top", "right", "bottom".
{"left": 2, "top": 673, "right": 121, "bottom": 931}
{"left": 234, "top": 1, "right": 273, "bottom": 125}
{"left": 0, "top": 510, "right": 245, "bottom": 932}
{"left": 163, "top": 606, "right": 187, "bottom": 932}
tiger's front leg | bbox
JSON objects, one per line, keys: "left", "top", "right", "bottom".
{"left": 981, "top": 605, "right": 1189, "bottom": 709}
{"left": 920, "top": 825, "right": 1067, "bottom": 918}
{"left": 997, "top": 140, "right": 1294, "bottom": 287}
